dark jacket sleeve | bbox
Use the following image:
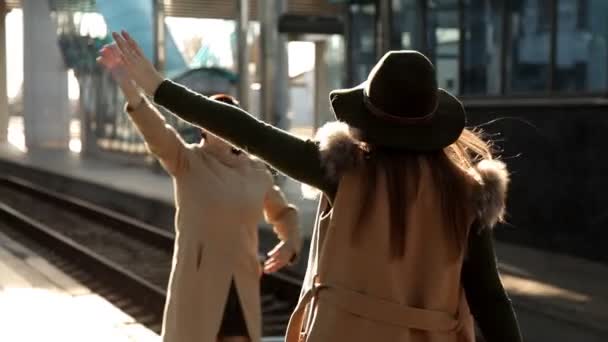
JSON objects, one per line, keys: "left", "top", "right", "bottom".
{"left": 153, "top": 80, "right": 335, "bottom": 195}
{"left": 462, "top": 225, "right": 523, "bottom": 342}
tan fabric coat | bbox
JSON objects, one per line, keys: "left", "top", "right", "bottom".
{"left": 126, "top": 100, "right": 301, "bottom": 342}
{"left": 286, "top": 122, "right": 509, "bottom": 342}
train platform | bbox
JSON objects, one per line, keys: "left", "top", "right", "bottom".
{"left": 0, "top": 143, "right": 318, "bottom": 235}
{"left": 496, "top": 242, "right": 608, "bottom": 338}
{"left": 2, "top": 143, "right": 608, "bottom": 340}
{"left": 0, "top": 230, "right": 159, "bottom": 342}
{"left": 0, "top": 143, "right": 173, "bottom": 205}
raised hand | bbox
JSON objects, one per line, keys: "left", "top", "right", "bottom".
{"left": 98, "top": 43, "right": 122, "bottom": 70}
{"left": 112, "top": 31, "right": 165, "bottom": 96}
{"left": 97, "top": 43, "right": 142, "bottom": 107}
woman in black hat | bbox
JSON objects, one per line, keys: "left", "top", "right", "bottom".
{"left": 109, "top": 31, "right": 522, "bottom": 342}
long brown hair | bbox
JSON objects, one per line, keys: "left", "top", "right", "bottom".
{"left": 354, "top": 128, "right": 493, "bottom": 259}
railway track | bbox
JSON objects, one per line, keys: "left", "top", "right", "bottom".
{"left": 0, "top": 175, "right": 301, "bottom": 337}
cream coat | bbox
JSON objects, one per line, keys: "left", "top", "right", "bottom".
{"left": 286, "top": 122, "right": 509, "bottom": 342}
{"left": 126, "top": 100, "right": 301, "bottom": 342}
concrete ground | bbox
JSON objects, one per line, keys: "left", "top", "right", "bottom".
{"left": 2, "top": 143, "right": 608, "bottom": 341}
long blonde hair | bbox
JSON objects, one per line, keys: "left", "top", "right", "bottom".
{"left": 445, "top": 127, "right": 494, "bottom": 170}
{"left": 355, "top": 128, "right": 494, "bottom": 259}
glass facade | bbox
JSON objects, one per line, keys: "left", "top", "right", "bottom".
{"left": 326, "top": 35, "right": 347, "bottom": 93}
{"left": 556, "top": 0, "right": 608, "bottom": 91}
{"left": 427, "top": 0, "right": 460, "bottom": 94}
{"left": 506, "top": 0, "right": 552, "bottom": 93}
{"left": 348, "top": 3, "right": 377, "bottom": 85}
{"left": 349, "top": 0, "right": 608, "bottom": 96}
{"left": 462, "top": 0, "right": 503, "bottom": 94}
{"left": 391, "top": 0, "right": 420, "bottom": 50}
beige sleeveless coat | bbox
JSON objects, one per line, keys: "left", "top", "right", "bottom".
{"left": 287, "top": 122, "right": 509, "bottom": 342}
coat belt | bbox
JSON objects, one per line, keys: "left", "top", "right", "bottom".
{"left": 286, "top": 282, "right": 468, "bottom": 341}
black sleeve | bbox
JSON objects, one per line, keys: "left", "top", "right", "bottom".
{"left": 462, "top": 225, "right": 523, "bottom": 342}
{"left": 153, "top": 80, "right": 336, "bottom": 195}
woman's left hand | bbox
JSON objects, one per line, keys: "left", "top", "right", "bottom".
{"left": 97, "top": 44, "right": 142, "bottom": 107}
{"left": 264, "top": 241, "right": 296, "bottom": 274}
{"left": 111, "top": 31, "right": 165, "bottom": 96}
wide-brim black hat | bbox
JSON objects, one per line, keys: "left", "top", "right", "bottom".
{"left": 329, "top": 50, "right": 465, "bottom": 150}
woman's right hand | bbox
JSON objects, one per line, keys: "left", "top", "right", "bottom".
{"left": 97, "top": 44, "right": 143, "bottom": 107}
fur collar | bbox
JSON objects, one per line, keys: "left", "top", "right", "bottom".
{"left": 311, "top": 121, "right": 509, "bottom": 229}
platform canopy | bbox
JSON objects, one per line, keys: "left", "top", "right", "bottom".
{"left": 6, "top": 0, "right": 93, "bottom": 12}
{"left": 5, "top": 0, "right": 342, "bottom": 18}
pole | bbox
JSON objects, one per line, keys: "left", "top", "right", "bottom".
{"left": 152, "top": 0, "right": 165, "bottom": 73}
{"left": 258, "top": 0, "right": 289, "bottom": 128}
{"left": 0, "top": 0, "right": 9, "bottom": 143}
{"left": 0, "top": 1, "right": 8, "bottom": 142}
{"left": 314, "top": 40, "right": 328, "bottom": 132}
{"left": 236, "top": 0, "right": 250, "bottom": 110}
{"left": 376, "top": 0, "right": 391, "bottom": 57}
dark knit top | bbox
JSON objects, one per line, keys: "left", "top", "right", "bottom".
{"left": 153, "top": 80, "right": 522, "bottom": 342}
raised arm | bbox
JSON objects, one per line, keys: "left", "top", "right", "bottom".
{"left": 462, "top": 225, "right": 523, "bottom": 342}
{"left": 98, "top": 42, "right": 187, "bottom": 175}
{"left": 125, "top": 99, "right": 187, "bottom": 175}
{"left": 111, "top": 31, "right": 334, "bottom": 194}
{"left": 157, "top": 81, "right": 328, "bottom": 187}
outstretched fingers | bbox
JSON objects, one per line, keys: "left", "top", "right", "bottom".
{"left": 264, "top": 257, "right": 284, "bottom": 273}
{"left": 264, "top": 243, "right": 293, "bottom": 273}
{"left": 112, "top": 32, "right": 136, "bottom": 66}
{"left": 109, "top": 31, "right": 164, "bottom": 95}
{"left": 122, "top": 31, "right": 145, "bottom": 58}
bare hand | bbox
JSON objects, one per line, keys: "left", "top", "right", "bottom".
{"left": 97, "top": 44, "right": 141, "bottom": 106}
{"left": 112, "top": 31, "right": 164, "bottom": 96}
{"left": 264, "top": 241, "right": 296, "bottom": 274}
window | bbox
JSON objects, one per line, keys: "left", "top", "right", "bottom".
{"left": 506, "top": 0, "right": 552, "bottom": 93}
{"left": 462, "top": 0, "right": 503, "bottom": 95}
{"left": 427, "top": 0, "right": 460, "bottom": 94}
{"left": 348, "top": 3, "right": 377, "bottom": 85}
{"left": 326, "top": 35, "right": 346, "bottom": 92}
{"left": 351, "top": 0, "right": 606, "bottom": 96}
{"left": 555, "top": 0, "right": 608, "bottom": 91}
{"left": 391, "top": 0, "right": 421, "bottom": 50}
